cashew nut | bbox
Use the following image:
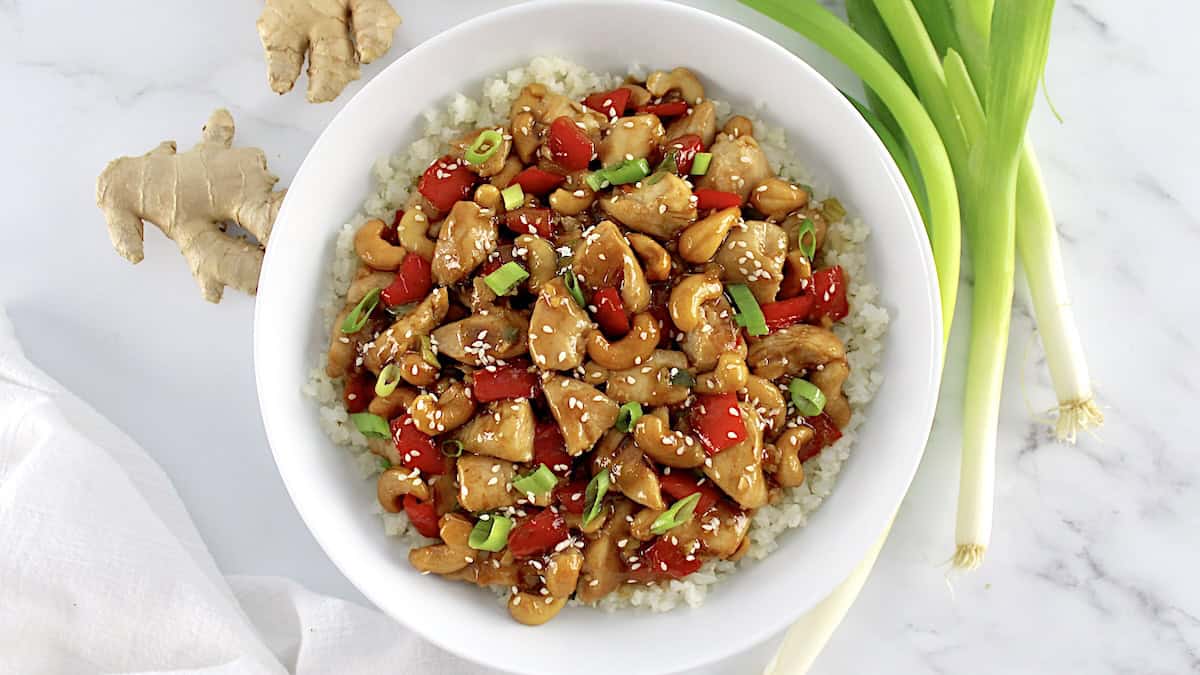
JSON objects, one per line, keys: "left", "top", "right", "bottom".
{"left": 751, "top": 178, "right": 809, "bottom": 222}
{"left": 408, "top": 514, "right": 474, "bottom": 574}
{"left": 779, "top": 250, "right": 812, "bottom": 299}
{"left": 678, "top": 207, "right": 740, "bottom": 264}
{"left": 514, "top": 234, "right": 557, "bottom": 291}
{"left": 586, "top": 312, "right": 659, "bottom": 370}
{"left": 632, "top": 408, "right": 706, "bottom": 468}
{"left": 742, "top": 375, "right": 787, "bottom": 438}
{"left": 549, "top": 185, "right": 596, "bottom": 216}
{"left": 377, "top": 467, "right": 430, "bottom": 511}
{"left": 809, "top": 359, "right": 851, "bottom": 429}
{"left": 771, "top": 426, "right": 815, "bottom": 488}
{"left": 368, "top": 384, "right": 418, "bottom": 420}
{"left": 398, "top": 351, "right": 439, "bottom": 387}
{"left": 646, "top": 67, "right": 705, "bottom": 105}
{"left": 354, "top": 218, "right": 406, "bottom": 270}
{"left": 473, "top": 184, "right": 502, "bottom": 212}
{"left": 626, "top": 233, "right": 671, "bottom": 281}
{"left": 695, "top": 353, "right": 749, "bottom": 394}
{"left": 722, "top": 115, "right": 754, "bottom": 138}
{"left": 508, "top": 593, "right": 568, "bottom": 626}
{"left": 409, "top": 381, "right": 477, "bottom": 435}
{"left": 396, "top": 202, "right": 436, "bottom": 259}
{"left": 511, "top": 110, "right": 538, "bottom": 164}
{"left": 669, "top": 272, "right": 724, "bottom": 332}
{"left": 543, "top": 548, "right": 584, "bottom": 598}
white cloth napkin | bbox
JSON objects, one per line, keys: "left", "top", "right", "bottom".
{"left": 0, "top": 310, "right": 499, "bottom": 675}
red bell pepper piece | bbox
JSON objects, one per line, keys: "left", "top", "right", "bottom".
{"left": 418, "top": 155, "right": 476, "bottom": 213}
{"left": 799, "top": 412, "right": 844, "bottom": 463}
{"left": 591, "top": 287, "right": 630, "bottom": 338}
{"left": 533, "top": 421, "right": 573, "bottom": 476}
{"left": 690, "top": 392, "right": 746, "bottom": 455}
{"left": 390, "top": 414, "right": 445, "bottom": 476}
{"left": 509, "top": 167, "right": 566, "bottom": 196}
{"left": 809, "top": 266, "right": 849, "bottom": 322}
{"left": 553, "top": 478, "right": 589, "bottom": 514}
{"left": 693, "top": 188, "right": 743, "bottom": 211}
{"left": 629, "top": 537, "right": 702, "bottom": 581}
{"left": 583, "top": 88, "right": 632, "bottom": 120}
{"left": 760, "top": 294, "right": 816, "bottom": 332}
{"left": 659, "top": 471, "right": 723, "bottom": 514}
{"left": 403, "top": 494, "right": 440, "bottom": 538}
{"left": 381, "top": 253, "right": 433, "bottom": 307}
{"left": 504, "top": 207, "right": 555, "bottom": 239}
{"left": 472, "top": 363, "right": 539, "bottom": 402}
{"left": 547, "top": 116, "right": 595, "bottom": 171}
{"left": 637, "top": 101, "right": 690, "bottom": 118}
{"left": 343, "top": 371, "right": 374, "bottom": 414}
{"left": 507, "top": 508, "right": 569, "bottom": 558}
{"left": 664, "top": 134, "right": 704, "bottom": 174}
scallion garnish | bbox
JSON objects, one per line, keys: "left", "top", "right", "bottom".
{"left": 420, "top": 335, "right": 439, "bottom": 367}
{"left": 468, "top": 514, "right": 513, "bottom": 551}
{"left": 375, "top": 363, "right": 402, "bottom": 397}
{"left": 690, "top": 151, "right": 713, "bottom": 176}
{"left": 464, "top": 129, "right": 503, "bottom": 165}
{"left": 582, "top": 469, "right": 610, "bottom": 527}
{"left": 562, "top": 268, "right": 586, "bottom": 307}
{"left": 441, "top": 439, "right": 464, "bottom": 457}
{"left": 797, "top": 218, "right": 817, "bottom": 260}
{"left": 350, "top": 412, "right": 390, "bottom": 438}
{"left": 727, "top": 283, "right": 769, "bottom": 337}
{"left": 483, "top": 262, "right": 529, "bottom": 296}
{"left": 586, "top": 158, "right": 652, "bottom": 191}
{"left": 615, "top": 401, "right": 643, "bottom": 433}
{"left": 650, "top": 493, "right": 702, "bottom": 535}
{"left": 788, "top": 378, "right": 827, "bottom": 416}
{"left": 646, "top": 150, "right": 678, "bottom": 185}
{"left": 501, "top": 183, "right": 525, "bottom": 211}
{"left": 341, "top": 288, "right": 380, "bottom": 333}
{"left": 669, "top": 369, "right": 695, "bottom": 388}
{"left": 512, "top": 464, "right": 558, "bottom": 495}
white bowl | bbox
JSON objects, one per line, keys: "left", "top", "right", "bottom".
{"left": 254, "top": 1, "right": 942, "bottom": 673}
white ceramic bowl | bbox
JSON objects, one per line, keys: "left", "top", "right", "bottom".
{"left": 254, "top": 1, "right": 942, "bottom": 673}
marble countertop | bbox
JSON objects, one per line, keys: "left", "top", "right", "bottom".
{"left": 2, "top": 1, "right": 1197, "bottom": 672}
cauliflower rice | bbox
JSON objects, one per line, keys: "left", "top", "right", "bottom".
{"left": 302, "top": 56, "right": 889, "bottom": 613}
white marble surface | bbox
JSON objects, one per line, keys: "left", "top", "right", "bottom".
{"left": 2, "top": 1, "right": 1198, "bottom": 673}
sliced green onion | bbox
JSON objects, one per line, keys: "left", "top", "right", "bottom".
{"left": 690, "top": 152, "right": 713, "bottom": 176}
{"left": 727, "top": 283, "right": 768, "bottom": 337}
{"left": 646, "top": 150, "right": 678, "bottom": 185}
{"left": 605, "top": 158, "right": 651, "bottom": 185}
{"left": 615, "top": 402, "right": 644, "bottom": 433}
{"left": 789, "top": 378, "right": 827, "bottom": 416}
{"left": 669, "top": 368, "right": 695, "bottom": 388}
{"left": 350, "top": 412, "right": 390, "bottom": 439}
{"left": 464, "top": 129, "right": 503, "bottom": 165}
{"left": 562, "top": 268, "right": 586, "bottom": 307}
{"left": 501, "top": 183, "right": 525, "bottom": 211}
{"left": 585, "top": 171, "right": 610, "bottom": 192}
{"left": 375, "top": 363, "right": 402, "bottom": 397}
{"left": 386, "top": 301, "right": 415, "bottom": 317}
{"left": 420, "top": 335, "right": 439, "bottom": 367}
{"left": 512, "top": 464, "right": 558, "bottom": 495}
{"left": 582, "top": 470, "right": 610, "bottom": 527}
{"left": 468, "top": 514, "right": 513, "bottom": 551}
{"left": 797, "top": 218, "right": 817, "bottom": 260}
{"left": 650, "top": 493, "right": 701, "bottom": 535}
{"left": 483, "top": 262, "right": 529, "bottom": 296}
{"left": 441, "top": 439, "right": 464, "bottom": 457}
{"left": 341, "top": 288, "right": 380, "bottom": 333}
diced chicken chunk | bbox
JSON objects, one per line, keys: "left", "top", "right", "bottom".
{"left": 454, "top": 400, "right": 535, "bottom": 462}
{"left": 713, "top": 220, "right": 787, "bottom": 304}
{"left": 432, "top": 201, "right": 498, "bottom": 285}
{"left": 364, "top": 288, "right": 449, "bottom": 373}
{"left": 594, "top": 349, "right": 691, "bottom": 406}
{"left": 543, "top": 375, "right": 619, "bottom": 456}
{"left": 694, "top": 132, "right": 772, "bottom": 200}
{"left": 591, "top": 433, "right": 665, "bottom": 510}
{"left": 599, "top": 114, "right": 664, "bottom": 166}
{"left": 571, "top": 220, "right": 651, "bottom": 314}
{"left": 746, "top": 324, "right": 846, "bottom": 380}
{"left": 701, "top": 403, "right": 768, "bottom": 509}
{"left": 456, "top": 454, "right": 517, "bottom": 512}
{"left": 598, "top": 174, "right": 698, "bottom": 240}
{"left": 528, "top": 278, "right": 592, "bottom": 370}
{"left": 432, "top": 306, "right": 528, "bottom": 366}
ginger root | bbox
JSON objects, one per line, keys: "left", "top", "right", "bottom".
{"left": 257, "top": 0, "right": 402, "bottom": 103}
{"left": 95, "top": 109, "right": 286, "bottom": 303}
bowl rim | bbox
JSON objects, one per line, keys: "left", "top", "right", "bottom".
{"left": 254, "top": 1, "right": 942, "bottom": 672}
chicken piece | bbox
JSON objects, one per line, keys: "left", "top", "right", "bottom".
{"left": 366, "top": 435, "right": 402, "bottom": 467}
{"left": 695, "top": 132, "right": 773, "bottom": 201}
{"left": 432, "top": 306, "right": 528, "bottom": 366}
{"left": 701, "top": 403, "right": 768, "bottom": 509}
{"left": 456, "top": 454, "right": 517, "bottom": 512}
{"left": 679, "top": 295, "right": 743, "bottom": 372}
{"left": 448, "top": 127, "right": 512, "bottom": 178}
{"left": 592, "top": 432, "right": 665, "bottom": 510}
{"left": 599, "top": 114, "right": 665, "bottom": 166}
{"left": 746, "top": 324, "right": 846, "bottom": 380}
{"left": 713, "top": 220, "right": 788, "bottom": 305}
{"left": 598, "top": 174, "right": 697, "bottom": 240}
{"left": 454, "top": 400, "right": 535, "bottom": 462}
{"left": 325, "top": 307, "right": 375, "bottom": 378}
{"left": 543, "top": 376, "right": 620, "bottom": 456}
{"left": 693, "top": 500, "right": 752, "bottom": 558}
{"left": 509, "top": 84, "right": 607, "bottom": 164}
{"left": 571, "top": 220, "right": 651, "bottom": 314}
{"left": 432, "top": 200, "right": 498, "bottom": 285}
{"left": 592, "top": 349, "right": 691, "bottom": 406}
{"left": 578, "top": 498, "right": 637, "bottom": 602}
{"left": 364, "top": 288, "right": 449, "bottom": 373}
{"left": 446, "top": 555, "right": 520, "bottom": 588}
{"left": 665, "top": 100, "right": 718, "bottom": 147}
{"left": 809, "top": 359, "right": 851, "bottom": 429}
{"left": 528, "top": 277, "right": 592, "bottom": 370}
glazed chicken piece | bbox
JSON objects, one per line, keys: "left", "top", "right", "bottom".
{"left": 679, "top": 295, "right": 744, "bottom": 372}
{"left": 694, "top": 131, "right": 773, "bottom": 201}
{"left": 543, "top": 375, "right": 620, "bottom": 455}
{"left": 713, "top": 220, "right": 788, "bottom": 305}
{"left": 571, "top": 220, "right": 651, "bottom": 314}
{"left": 590, "top": 349, "right": 692, "bottom": 406}
{"left": 701, "top": 403, "right": 768, "bottom": 509}
{"left": 528, "top": 277, "right": 592, "bottom": 370}
{"left": 591, "top": 432, "right": 665, "bottom": 510}
{"left": 577, "top": 497, "right": 637, "bottom": 602}
{"left": 599, "top": 114, "right": 665, "bottom": 166}
{"left": 746, "top": 324, "right": 846, "bottom": 380}
{"left": 363, "top": 287, "right": 450, "bottom": 373}
{"left": 432, "top": 200, "right": 499, "bottom": 285}
{"left": 598, "top": 174, "right": 698, "bottom": 240}
{"left": 455, "top": 454, "right": 518, "bottom": 512}
{"left": 665, "top": 100, "right": 718, "bottom": 147}
{"left": 454, "top": 399, "right": 535, "bottom": 462}
{"left": 432, "top": 306, "right": 528, "bottom": 366}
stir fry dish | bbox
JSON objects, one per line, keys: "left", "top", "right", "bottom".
{"left": 325, "top": 67, "right": 853, "bottom": 625}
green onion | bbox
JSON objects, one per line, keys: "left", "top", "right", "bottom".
{"left": 420, "top": 335, "right": 439, "bottom": 367}
{"left": 350, "top": 412, "right": 390, "bottom": 439}
{"left": 690, "top": 152, "right": 713, "bottom": 175}
{"left": 483, "top": 262, "right": 529, "bottom": 296}
{"left": 789, "top": 378, "right": 827, "bottom": 416}
{"left": 441, "top": 439, "right": 463, "bottom": 457}
{"left": 727, "top": 283, "right": 769, "bottom": 337}
{"left": 615, "top": 402, "right": 643, "bottom": 433}
{"left": 375, "top": 363, "right": 402, "bottom": 397}
{"left": 587, "top": 158, "right": 652, "bottom": 191}
{"left": 646, "top": 150, "right": 678, "bottom": 185}
{"left": 582, "top": 470, "right": 610, "bottom": 527}
{"left": 797, "top": 218, "right": 817, "bottom": 260}
{"left": 585, "top": 171, "right": 609, "bottom": 192}
{"left": 650, "top": 493, "right": 701, "bottom": 535}
{"left": 464, "top": 129, "right": 503, "bottom": 165}
{"left": 512, "top": 464, "right": 558, "bottom": 495}
{"left": 341, "top": 288, "right": 380, "bottom": 334}
{"left": 378, "top": 457, "right": 392, "bottom": 471}
{"left": 845, "top": 95, "right": 927, "bottom": 225}
{"left": 500, "top": 183, "right": 525, "bottom": 211}
{"left": 562, "top": 268, "right": 587, "bottom": 307}
{"left": 669, "top": 369, "right": 695, "bottom": 388}
{"left": 468, "top": 514, "right": 513, "bottom": 551}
